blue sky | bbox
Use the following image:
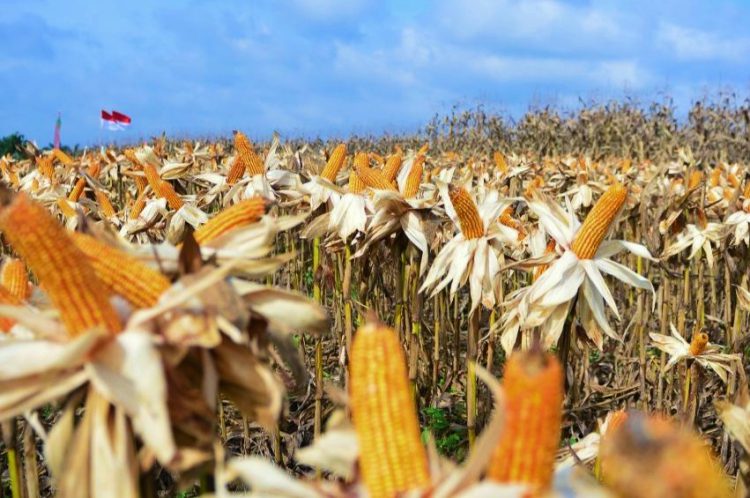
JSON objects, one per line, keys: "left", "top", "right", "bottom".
{"left": 1, "top": 0, "right": 749, "bottom": 146}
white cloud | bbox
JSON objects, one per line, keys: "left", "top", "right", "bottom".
{"left": 657, "top": 22, "right": 750, "bottom": 62}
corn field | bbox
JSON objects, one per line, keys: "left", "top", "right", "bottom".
{"left": 2, "top": 99, "right": 750, "bottom": 498}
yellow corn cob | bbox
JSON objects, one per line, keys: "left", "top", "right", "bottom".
{"left": 87, "top": 161, "right": 101, "bottom": 179}
{"left": 52, "top": 148, "right": 74, "bottom": 166}
{"left": 71, "top": 232, "right": 170, "bottom": 308}
{"left": 533, "top": 240, "right": 557, "bottom": 282}
{"left": 320, "top": 144, "right": 347, "bottom": 182}
{"left": 605, "top": 409, "right": 628, "bottom": 436}
{"left": 524, "top": 176, "right": 545, "bottom": 198}
{"left": 0, "top": 285, "right": 22, "bottom": 332}
{"left": 143, "top": 164, "right": 183, "bottom": 209}
{"left": 0, "top": 194, "right": 120, "bottom": 336}
{"left": 350, "top": 322, "right": 430, "bottom": 498}
{"left": 449, "top": 186, "right": 484, "bottom": 239}
{"left": 0, "top": 258, "right": 30, "bottom": 301}
{"left": 129, "top": 189, "right": 148, "bottom": 219}
{"left": 369, "top": 152, "right": 385, "bottom": 165}
{"left": 493, "top": 151, "right": 508, "bottom": 174}
{"left": 56, "top": 198, "right": 77, "bottom": 218}
{"left": 728, "top": 173, "right": 740, "bottom": 188}
{"left": 487, "top": 352, "right": 563, "bottom": 492}
{"left": 194, "top": 197, "right": 266, "bottom": 244}
{"left": 37, "top": 156, "right": 54, "bottom": 178}
{"left": 744, "top": 183, "right": 750, "bottom": 199}
{"left": 355, "top": 153, "right": 396, "bottom": 191}
{"left": 95, "top": 189, "right": 117, "bottom": 218}
{"left": 709, "top": 168, "right": 721, "bottom": 187}
{"left": 417, "top": 143, "right": 429, "bottom": 155}
{"left": 68, "top": 177, "right": 86, "bottom": 201}
{"left": 600, "top": 413, "right": 731, "bottom": 498}
{"left": 123, "top": 149, "right": 142, "bottom": 168}
{"left": 570, "top": 183, "right": 627, "bottom": 259}
{"left": 689, "top": 331, "right": 709, "bottom": 356}
{"left": 383, "top": 150, "right": 403, "bottom": 183}
{"left": 402, "top": 155, "right": 424, "bottom": 198}
{"left": 499, "top": 205, "right": 525, "bottom": 239}
{"left": 236, "top": 131, "right": 265, "bottom": 176}
{"left": 688, "top": 170, "right": 703, "bottom": 190}
{"left": 348, "top": 171, "right": 365, "bottom": 194}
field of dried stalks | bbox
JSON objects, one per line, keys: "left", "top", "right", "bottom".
{"left": 1, "top": 100, "right": 750, "bottom": 498}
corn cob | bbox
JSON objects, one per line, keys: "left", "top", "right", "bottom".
{"left": 320, "top": 144, "right": 347, "bottom": 182}
{"left": 56, "top": 198, "right": 77, "bottom": 218}
{"left": 51, "top": 148, "right": 74, "bottom": 166}
{"left": 0, "top": 194, "right": 120, "bottom": 336}
{"left": 124, "top": 149, "right": 150, "bottom": 193}
{"left": 600, "top": 413, "right": 731, "bottom": 498}
{"left": 236, "top": 131, "right": 265, "bottom": 176}
{"left": 68, "top": 178, "right": 86, "bottom": 202}
{"left": 493, "top": 151, "right": 508, "bottom": 174}
{"left": 402, "top": 155, "right": 424, "bottom": 198}
{"left": 417, "top": 143, "right": 429, "bottom": 155}
{"left": 350, "top": 322, "right": 430, "bottom": 498}
{"left": 383, "top": 150, "right": 403, "bottom": 182}
{"left": 570, "top": 183, "right": 627, "bottom": 259}
{"left": 499, "top": 205, "right": 525, "bottom": 239}
{"left": 487, "top": 352, "right": 563, "bottom": 492}
{"left": 193, "top": 197, "right": 266, "bottom": 244}
{"left": 0, "top": 285, "right": 22, "bottom": 332}
{"left": 709, "top": 168, "right": 721, "bottom": 187}
{"left": 37, "top": 156, "right": 54, "bottom": 179}
{"left": 728, "top": 172, "right": 740, "bottom": 188}
{"left": 355, "top": 153, "right": 395, "bottom": 191}
{"left": 533, "top": 240, "right": 557, "bottom": 282}
{"left": 71, "top": 232, "right": 170, "bottom": 308}
{"left": 688, "top": 170, "right": 703, "bottom": 190}
{"left": 369, "top": 152, "right": 385, "bottom": 165}
{"left": 129, "top": 189, "right": 148, "bottom": 219}
{"left": 348, "top": 171, "right": 365, "bottom": 194}
{"left": 689, "top": 331, "right": 709, "bottom": 356}
{"left": 0, "top": 258, "right": 30, "bottom": 301}
{"left": 449, "top": 186, "right": 484, "bottom": 239}
{"left": 95, "top": 189, "right": 117, "bottom": 218}
{"left": 143, "top": 164, "right": 184, "bottom": 209}
{"left": 605, "top": 409, "right": 628, "bottom": 436}
{"left": 744, "top": 183, "right": 750, "bottom": 199}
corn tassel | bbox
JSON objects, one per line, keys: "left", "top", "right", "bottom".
{"left": 356, "top": 154, "right": 396, "bottom": 191}
{"left": 0, "top": 193, "right": 120, "bottom": 336}
{"left": 570, "top": 183, "right": 627, "bottom": 259}
{"left": 348, "top": 171, "right": 365, "bottom": 194}
{"left": 383, "top": 151, "right": 403, "bottom": 182}
{"left": 487, "top": 352, "right": 563, "bottom": 492}
{"left": 0, "top": 258, "right": 30, "bottom": 301}
{"left": 402, "top": 155, "right": 423, "bottom": 198}
{"left": 449, "top": 186, "right": 484, "bottom": 239}
{"left": 350, "top": 322, "right": 430, "bottom": 498}
{"left": 320, "top": 144, "right": 347, "bottom": 182}
{"left": 71, "top": 232, "right": 170, "bottom": 308}
{"left": 194, "top": 197, "right": 266, "bottom": 244}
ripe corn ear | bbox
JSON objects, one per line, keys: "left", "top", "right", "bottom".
{"left": 143, "top": 164, "right": 183, "bottom": 209}
{"left": 51, "top": 148, "right": 74, "bottom": 166}
{"left": 571, "top": 183, "right": 627, "bottom": 259}
{"left": 0, "top": 258, "right": 30, "bottom": 301}
{"left": 689, "top": 332, "right": 709, "bottom": 356}
{"left": 129, "top": 189, "right": 148, "bottom": 219}
{"left": 383, "top": 151, "right": 403, "bottom": 182}
{"left": 688, "top": 170, "right": 704, "bottom": 190}
{"left": 487, "top": 352, "right": 563, "bottom": 492}
{"left": 0, "top": 194, "right": 120, "bottom": 336}
{"left": 356, "top": 155, "right": 395, "bottom": 191}
{"left": 402, "top": 155, "right": 424, "bottom": 198}
{"left": 71, "top": 232, "right": 170, "bottom": 308}
{"left": 194, "top": 197, "right": 266, "bottom": 244}
{"left": 68, "top": 178, "right": 86, "bottom": 202}
{"left": 0, "top": 285, "right": 21, "bottom": 332}
{"left": 320, "top": 144, "right": 347, "bottom": 182}
{"left": 449, "top": 186, "right": 484, "bottom": 239}
{"left": 350, "top": 322, "right": 430, "bottom": 498}
{"left": 95, "top": 189, "right": 117, "bottom": 218}
{"left": 348, "top": 171, "right": 365, "bottom": 194}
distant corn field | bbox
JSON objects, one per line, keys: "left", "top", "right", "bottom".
{"left": 1, "top": 98, "right": 750, "bottom": 498}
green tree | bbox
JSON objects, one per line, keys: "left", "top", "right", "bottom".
{"left": 0, "top": 132, "right": 25, "bottom": 159}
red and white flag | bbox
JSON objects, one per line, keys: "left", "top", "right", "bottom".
{"left": 101, "top": 110, "right": 132, "bottom": 131}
